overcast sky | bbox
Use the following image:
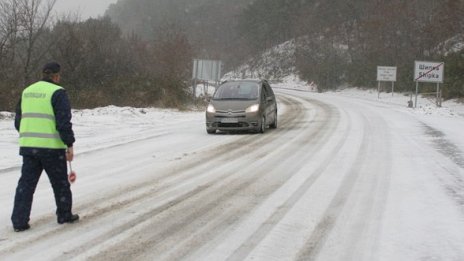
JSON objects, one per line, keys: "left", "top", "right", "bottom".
{"left": 53, "top": 0, "right": 118, "bottom": 19}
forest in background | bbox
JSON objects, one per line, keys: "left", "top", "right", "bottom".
{"left": 1, "top": 0, "right": 463, "bottom": 111}
{"left": 0, "top": 0, "right": 193, "bottom": 111}
{"left": 108, "top": 0, "right": 464, "bottom": 96}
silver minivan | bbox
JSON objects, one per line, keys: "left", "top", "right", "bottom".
{"left": 205, "top": 79, "right": 277, "bottom": 134}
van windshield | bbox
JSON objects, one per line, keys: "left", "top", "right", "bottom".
{"left": 213, "top": 82, "right": 259, "bottom": 100}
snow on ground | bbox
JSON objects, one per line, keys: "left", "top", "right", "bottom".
{"left": 274, "top": 74, "right": 318, "bottom": 92}
{"left": 0, "top": 106, "right": 203, "bottom": 170}
{"left": 330, "top": 87, "right": 464, "bottom": 118}
{"left": 192, "top": 82, "right": 217, "bottom": 98}
{"left": 1, "top": 79, "right": 463, "bottom": 260}
{"left": 323, "top": 87, "right": 464, "bottom": 151}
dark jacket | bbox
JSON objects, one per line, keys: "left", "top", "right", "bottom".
{"left": 15, "top": 79, "right": 75, "bottom": 155}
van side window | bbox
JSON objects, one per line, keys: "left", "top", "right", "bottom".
{"left": 261, "top": 84, "right": 267, "bottom": 101}
{"left": 262, "top": 83, "right": 270, "bottom": 98}
{"left": 263, "top": 83, "right": 273, "bottom": 98}
{"left": 266, "top": 83, "right": 275, "bottom": 97}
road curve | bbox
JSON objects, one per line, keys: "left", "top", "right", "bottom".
{"left": 0, "top": 89, "right": 463, "bottom": 261}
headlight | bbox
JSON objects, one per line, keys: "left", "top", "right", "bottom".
{"left": 246, "top": 104, "right": 259, "bottom": 113}
{"left": 207, "top": 104, "right": 216, "bottom": 113}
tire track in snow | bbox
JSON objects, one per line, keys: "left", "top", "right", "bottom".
{"left": 157, "top": 97, "right": 340, "bottom": 261}
{"left": 294, "top": 112, "right": 372, "bottom": 261}
{"left": 307, "top": 105, "right": 393, "bottom": 261}
{"left": 423, "top": 124, "right": 464, "bottom": 169}
{"left": 295, "top": 101, "right": 393, "bottom": 261}
{"left": 0, "top": 98, "right": 290, "bottom": 256}
{"left": 218, "top": 96, "right": 344, "bottom": 261}
{"left": 76, "top": 94, "right": 325, "bottom": 260}
{"left": 422, "top": 124, "right": 464, "bottom": 210}
{"left": 0, "top": 94, "right": 307, "bottom": 259}
{"left": 2, "top": 93, "right": 371, "bottom": 261}
{"left": 215, "top": 94, "right": 390, "bottom": 261}
{"left": 66, "top": 95, "right": 325, "bottom": 260}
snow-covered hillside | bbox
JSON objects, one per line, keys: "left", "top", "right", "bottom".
{"left": 223, "top": 40, "right": 297, "bottom": 81}
{"left": 435, "top": 33, "right": 464, "bottom": 56}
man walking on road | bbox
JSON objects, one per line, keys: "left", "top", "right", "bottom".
{"left": 12, "top": 62, "right": 79, "bottom": 232}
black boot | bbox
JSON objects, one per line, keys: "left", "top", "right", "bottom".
{"left": 14, "top": 224, "right": 30, "bottom": 232}
{"left": 58, "top": 214, "right": 79, "bottom": 224}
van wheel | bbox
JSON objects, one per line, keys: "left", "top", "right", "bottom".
{"left": 259, "top": 116, "right": 266, "bottom": 133}
{"left": 269, "top": 111, "right": 277, "bottom": 129}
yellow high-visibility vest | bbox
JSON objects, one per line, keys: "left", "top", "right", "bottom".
{"left": 19, "top": 81, "right": 67, "bottom": 149}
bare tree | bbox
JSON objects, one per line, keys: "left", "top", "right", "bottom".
{"left": 0, "top": 0, "right": 21, "bottom": 110}
{"left": 0, "top": 0, "right": 19, "bottom": 68}
{"left": 16, "top": 0, "right": 56, "bottom": 84}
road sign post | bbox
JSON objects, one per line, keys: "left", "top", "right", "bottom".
{"left": 413, "top": 61, "right": 444, "bottom": 108}
{"left": 377, "top": 66, "right": 397, "bottom": 99}
{"left": 192, "top": 59, "right": 223, "bottom": 98}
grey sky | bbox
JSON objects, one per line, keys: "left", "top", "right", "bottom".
{"left": 53, "top": 0, "right": 118, "bottom": 19}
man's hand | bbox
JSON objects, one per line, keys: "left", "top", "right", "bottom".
{"left": 66, "top": 147, "right": 74, "bottom": 162}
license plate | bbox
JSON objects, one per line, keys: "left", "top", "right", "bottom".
{"left": 221, "top": 118, "right": 238, "bottom": 123}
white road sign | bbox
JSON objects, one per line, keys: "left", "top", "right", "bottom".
{"left": 377, "top": 66, "right": 397, "bottom": 82}
{"left": 414, "top": 61, "right": 444, "bottom": 83}
{"left": 193, "top": 59, "right": 222, "bottom": 82}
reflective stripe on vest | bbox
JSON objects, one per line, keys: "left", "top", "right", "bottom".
{"left": 21, "top": 113, "right": 56, "bottom": 121}
{"left": 19, "top": 81, "right": 67, "bottom": 149}
{"left": 20, "top": 133, "right": 61, "bottom": 139}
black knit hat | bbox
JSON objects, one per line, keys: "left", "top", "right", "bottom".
{"left": 42, "top": 62, "right": 61, "bottom": 74}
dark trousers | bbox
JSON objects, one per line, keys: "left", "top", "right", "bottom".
{"left": 11, "top": 152, "right": 73, "bottom": 227}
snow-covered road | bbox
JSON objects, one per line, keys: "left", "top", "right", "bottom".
{"left": 1, "top": 87, "right": 463, "bottom": 260}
